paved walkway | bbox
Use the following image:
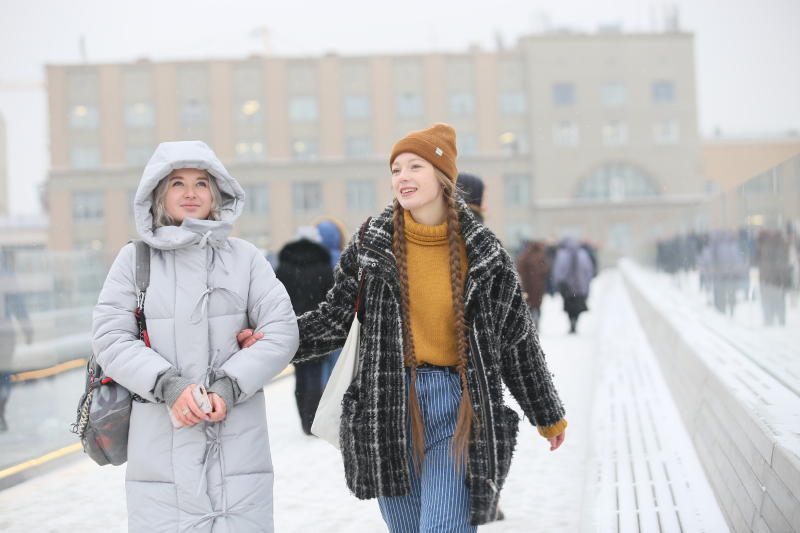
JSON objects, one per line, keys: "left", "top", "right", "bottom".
{"left": 0, "top": 269, "right": 730, "bottom": 532}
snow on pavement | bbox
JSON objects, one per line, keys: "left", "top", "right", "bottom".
{"left": 0, "top": 268, "right": 729, "bottom": 532}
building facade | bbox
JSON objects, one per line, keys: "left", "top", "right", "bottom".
{"left": 46, "top": 31, "right": 705, "bottom": 262}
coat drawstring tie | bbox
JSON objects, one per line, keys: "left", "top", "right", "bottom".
{"left": 189, "top": 286, "right": 244, "bottom": 324}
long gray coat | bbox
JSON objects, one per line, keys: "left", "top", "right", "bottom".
{"left": 92, "top": 141, "right": 298, "bottom": 532}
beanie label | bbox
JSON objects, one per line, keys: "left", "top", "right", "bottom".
{"left": 435, "top": 147, "right": 443, "bottom": 156}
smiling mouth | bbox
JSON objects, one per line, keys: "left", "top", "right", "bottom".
{"left": 181, "top": 204, "right": 200, "bottom": 208}
{"left": 400, "top": 187, "right": 418, "bottom": 197}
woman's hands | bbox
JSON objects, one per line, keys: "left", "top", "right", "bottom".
{"left": 547, "top": 430, "right": 566, "bottom": 451}
{"left": 207, "top": 393, "right": 227, "bottom": 422}
{"left": 170, "top": 385, "right": 228, "bottom": 426}
{"left": 170, "top": 384, "right": 209, "bottom": 427}
{"left": 237, "top": 328, "right": 263, "bottom": 349}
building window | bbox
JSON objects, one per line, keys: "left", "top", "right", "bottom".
{"left": 69, "top": 104, "right": 99, "bottom": 129}
{"left": 292, "top": 182, "right": 322, "bottom": 215}
{"left": 242, "top": 184, "right": 269, "bottom": 214}
{"left": 124, "top": 102, "right": 155, "bottom": 128}
{"left": 504, "top": 174, "right": 530, "bottom": 206}
{"left": 499, "top": 131, "right": 529, "bottom": 155}
{"left": 70, "top": 146, "right": 101, "bottom": 169}
{"left": 126, "top": 145, "right": 152, "bottom": 166}
{"left": 553, "top": 121, "right": 580, "bottom": 147}
{"left": 602, "top": 121, "right": 629, "bottom": 146}
{"left": 180, "top": 99, "right": 209, "bottom": 126}
{"left": 72, "top": 190, "right": 104, "bottom": 222}
{"left": 344, "top": 95, "right": 371, "bottom": 120}
{"left": 448, "top": 92, "right": 475, "bottom": 117}
{"left": 236, "top": 99, "right": 263, "bottom": 124}
{"left": 346, "top": 180, "right": 375, "bottom": 212}
{"left": 653, "top": 119, "right": 680, "bottom": 144}
{"left": 552, "top": 83, "right": 576, "bottom": 106}
{"left": 396, "top": 92, "right": 423, "bottom": 118}
{"left": 457, "top": 134, "right": 478, "bottom": 156}
{"left": 345, "top": 137, "right": 372, "bottom": 158}
{"left": 652, "top": 80, "right": 675, "bottom": 103}
{"left": 289, "top": 96, "right": 319, "bottom": 121}
{"left": 505, "top": 223, "right": 535, "bottom": 251}
{"left": 291, "top": 138, "right": 319, "bottom": 161}
{"left": 235, "top": 141, "right": 266, "bottom": 162}
{"left": 499, "top": 91, "right": 527, "bottom": 114}
{"left": 576, "top": 163, "right": 660, "bottom": 202}
{"left": 602, "top": 82, "right": 626, "bottom": 107}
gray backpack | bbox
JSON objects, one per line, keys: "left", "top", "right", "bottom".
{"left": 71, "top": 241, "right": 150, "bottom": 466}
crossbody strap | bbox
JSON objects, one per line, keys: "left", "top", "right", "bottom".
{"left": 354, "top": 217, "right": 372, "bottom": 314}
{"left": 132, "top": 240, "right": 151, "bottom": 349}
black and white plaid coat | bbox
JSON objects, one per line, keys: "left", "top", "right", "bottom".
{"left": 295, "top": 200, "right": 565, "bottom": 525}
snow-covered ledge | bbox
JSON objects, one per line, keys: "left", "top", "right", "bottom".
{"left": 619, "top": 260, "right": 800, "bottom": 533}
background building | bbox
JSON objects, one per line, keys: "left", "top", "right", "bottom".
{"left": 0, "top": 113, "right": 7, "bottom": 216}
{"left": 46, "top": 30, "right": 706, "bottom": 262}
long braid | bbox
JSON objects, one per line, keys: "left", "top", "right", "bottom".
{"left": 444, "top": 180, "right": 474, "bottom": 470}
{"left": 393, "top": 201, "right": 426, "bottom": 472}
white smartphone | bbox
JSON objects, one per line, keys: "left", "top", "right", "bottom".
{"left": 168, "top": 385, "right": 213, "bottom": 428}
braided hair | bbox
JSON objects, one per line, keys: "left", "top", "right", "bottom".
{"left": 392, "top": 168, "right": 474, "bottom": 472}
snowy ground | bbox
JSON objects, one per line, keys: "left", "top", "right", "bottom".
{"left": 0, "top": 268, "right": 730, "bottom": 532}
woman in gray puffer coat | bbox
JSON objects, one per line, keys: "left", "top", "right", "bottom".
{"left": 92, "top": 141, "right": 299, "bottom": 532}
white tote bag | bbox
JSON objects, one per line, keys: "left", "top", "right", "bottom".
{"left": 311, "top": 314, "right": 361, "bottom": 448}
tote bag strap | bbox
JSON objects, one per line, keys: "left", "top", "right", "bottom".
{"left": 355, "top": 217, "right": 371, "bottom": 315}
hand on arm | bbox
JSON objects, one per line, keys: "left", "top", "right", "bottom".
{"left": 237, "top": 328, "right": 263, "bottom": 349}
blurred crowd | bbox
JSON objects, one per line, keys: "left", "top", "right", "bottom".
{"left": 655, "top": 226, "right": 799, "bottom": 326}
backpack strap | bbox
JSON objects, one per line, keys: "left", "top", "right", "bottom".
{"left": 354, "top": 217, "right": 371, "bottom": 315}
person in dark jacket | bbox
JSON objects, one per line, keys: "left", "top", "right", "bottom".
{"left": 516, "top": 240, "right": 550, "bottom": 330}
{"left": 242, "top": 123, "right": 566, "bottom": 528}
{"left": 457, "top": 172, "right": 485, "bottom": 222}
{"left": 275, "top": 227, "right": 334, "bottom": 434}
{"left": 313, "top": 218, "right": 348, "bottom": 387}
{"left": 755, "top": 229, "right": 790, "bottom": 326}
{"left": 552, "top": 237, "right": 595, "bottom": 334}
{"left": 0, "top": 270, "right": 33, "bottom": 432}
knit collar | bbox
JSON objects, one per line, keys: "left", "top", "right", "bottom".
{"left": 403, "top": 210, "right": 448, "bottom": 246}
{"left": 360, "top": 198, "right": 505, "bottom": 285}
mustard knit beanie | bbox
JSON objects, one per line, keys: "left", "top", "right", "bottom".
{"left": 389, "top": 123, "right": 458, "bottom": 182}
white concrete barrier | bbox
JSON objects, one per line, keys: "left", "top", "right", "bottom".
{"left": 620, "top": 261, "right": 800, "bottom": 532}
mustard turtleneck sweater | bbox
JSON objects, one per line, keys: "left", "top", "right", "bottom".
{"left": 402, "top": 210, "right": 568, "bottom": 439}
{"left": 403, "top": 210, "right": 467, "bottom": 368}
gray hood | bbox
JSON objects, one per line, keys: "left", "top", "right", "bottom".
{"left": 133, "top": 141, "right": 245, "bottom": 250}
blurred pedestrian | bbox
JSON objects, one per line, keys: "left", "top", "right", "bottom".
{"left": 552, "top": 237, "right": 595, "bottom": 334}
{"left": 706, "top": 230, "right": 747, "bottom": 315}
{"left": 516, "top": 240, "right": 550, "bottom": 330}
{"left": 755, "top": 230, "right": 790, "bottom": 326}
{"left": 0, "top": 269, "right": 33, "bottom": 432}
{"left": 240, "top": 123, "right": 566, "bottom": 529}
{"left": 92, "top": 141, "right": 298, "bottom": 532}
{"left": 275, "top": 226, "right": 334, "bottom": 434}
{"left": 312, "top": 217, "right": 348, "bottom": 387}
{"left": 457, "top": 172, "right": 485, "bottom": 222}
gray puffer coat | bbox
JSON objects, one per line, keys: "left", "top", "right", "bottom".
{"left": 92, "top": 141, "right": 298, "bottom": 532}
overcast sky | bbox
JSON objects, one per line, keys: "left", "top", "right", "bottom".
{"left": 1, "top": 0, "right": 798, "bottom": 215}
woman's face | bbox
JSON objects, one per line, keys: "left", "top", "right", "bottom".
{"left": 163, "top": 168, "right": 214, "bottom": 223}
{"left": 391, "top": 153, "right": 443, "bottom": 213}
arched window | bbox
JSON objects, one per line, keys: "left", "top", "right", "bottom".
{"left": 575, "top": 163, "right": 660, "bottom": 201}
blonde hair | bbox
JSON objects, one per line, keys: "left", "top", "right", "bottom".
{"left": 151, "top": 170, "right": 222, "bottom": 229}
{"left": 392, "top": 168, "right": 473, "bottom": 472}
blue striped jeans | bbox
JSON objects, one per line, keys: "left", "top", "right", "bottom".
{"left": 378, "top": 366, "right": 476, "bottom": 533}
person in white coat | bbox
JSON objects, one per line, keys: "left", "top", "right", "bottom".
{"left": 92, "top": 140, "right": 299, "bottom": 532}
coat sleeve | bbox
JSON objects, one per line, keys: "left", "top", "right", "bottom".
{"left": 492, "top": 253, "right": 566, "bottom": 429}
{"left": 219, "top": 246, "right": 299, "bottom": 403}
{"left": 91, "top": 243, "right": 173, "bottom": 402}
{"left": 294, "top": 236, "right": 359, "bottom": 362}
